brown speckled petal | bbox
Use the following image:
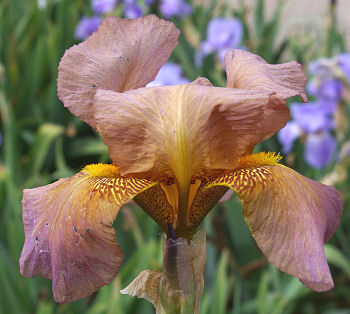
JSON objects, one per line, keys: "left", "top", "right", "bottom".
{"left": 225, "top": 49, "right": 308, "bottom": 102}
{"left": 207, "top": 162, "right": 343, "bottom": 291}
{"left": 57, "top": 15, "right": 180, "bottom": 128}
{"left": 19, "top": 165, "right": 155, "bottom": 302}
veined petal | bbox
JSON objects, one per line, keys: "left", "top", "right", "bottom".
{"left": 225, "top": 49, "right": 308, "bottom": 102}
{"left": 19, "top": 164, "right": 155, "bottom": 303}
{"left": 133, "top": 183, "right": 177, "bottom": 232}
{"left": 93, "top": 83, "right": 288, "bottom": 182}
{"left": 57, "top": 15, "right": 179, "bottom": 128}
{"left": 204, "top": 154, "right": 342, "bottom": 291}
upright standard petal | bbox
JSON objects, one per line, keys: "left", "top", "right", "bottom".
{"left": 57, "top": 15, "right": 180, "bottom": 128}
{"left": 20, "top": 164, "right": 155, "bottom": 303}
{"left": 93, "top": 83, "right": 288, "bottom": 182}
{"left": 204, "top": 153, "right": 343, "bottom": 291}
{"left": 225, "top": 49, "right": 308, "bottom": 102}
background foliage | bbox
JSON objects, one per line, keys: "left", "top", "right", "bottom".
{"left": 1, "top": 0, "right": 350, "bottom": 313}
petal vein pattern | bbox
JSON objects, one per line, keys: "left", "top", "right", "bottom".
{"left": 225, "top": 49, "right": 308, "bottom": 102}
{"left": 206, "top": 162, "right": 342, "bottom": 291}
{"left": 20, "top": 165, "right": 155, "bottom": 303}
{"left": 93, "top": 83, "right": 289, "bottom": 180}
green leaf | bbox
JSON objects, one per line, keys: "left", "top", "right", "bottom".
{"left": 254, "top": 0, "right": 265, "bottom": 39}
{"left": 257, "top": 271, "right": 268, "bottom": 314}
{"left": 211, "top": 250, "right": 229, "bottom": 314}
{"left": 324, "top": 244, "right": 350, "bottom": 277}
{"left": 67, "top": 137, "right": 108, "bottom": 158}
{"left": 27, "top": 122, "right": 64, "bottom": 180}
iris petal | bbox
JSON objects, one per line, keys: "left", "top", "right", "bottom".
{"left": 225, "top": 49, "right": 308, "bottom": 102}
{"left": 205, "top": 158, "right": 342, "bottom": 291}
{"left": 19, "top": 165, "right": 155, "bottom": 302}
{"left": 57, "top": 15, "right": 180, "bottom": 128}
{"left": 93, "top": 82, "right": 288, "bottom": 181}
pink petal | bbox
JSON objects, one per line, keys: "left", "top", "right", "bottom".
{"left": 93, "top": 82, "right": 288, "bottom": 181}
{"left": 57, "top": 15, "right": 180, "bottom": 128}
{"left": 19, "top": 167, "right": 154, "bottom": 302}
{"left": 225, "top": 49, "right": 308, "bottom": 102}
{"left": 208, "top": 162, "right": 342, "bottom": 291}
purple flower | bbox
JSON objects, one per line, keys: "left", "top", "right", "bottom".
{"left": 146, "top": 62, "right": 189, "bottom": 87}
{"left": 307, "top": 57, "right": 345, "bottom": 104}
{"left": 278, "top": 102, "right": 336, "bottom": 168}
{"left": 305, "top": 132, "right": 336, "bottom": 169}
{"left": 277, "top": 121, "right": 301, "bottom": 154}
{"left": 338, "top": 53, "right": 350, "bottom": 83}
{"left": 124, "top": 2, "right": 143, "bottom": 18}
{"left": 91, "top": 0, "right": 117, "bottom": 14}
{"left": 198, "top": 17, "right": 243, "bottom": 65}
{"left": 160, "top": 0, "right": 192, "bottom": 18}
{"left": 74, "top": 16, "right": 102, "bottom": 40}
{"left": 307, "top": 78, "right": 343, "bottom": 104}
{"left": 291, "top": 102, "right": 335, "bottom": 133}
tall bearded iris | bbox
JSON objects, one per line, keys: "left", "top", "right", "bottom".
{"left": 20, "top": 14, "right": 342, "bottom": 308}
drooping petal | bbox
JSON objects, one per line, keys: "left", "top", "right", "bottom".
{"left": 225, "top": 49, "right": 307, "bottom": 102}
{"left": 93, "top": 82, "right": 288, "bottom": 182}
{"left": 204, "top": 154, "right": 343, "bottom": 291}
{"left": 19, "top": 164, "right": 155, "bottom": 303}
{"left": 57, "top": 15, "right": 180, "bottom": 128}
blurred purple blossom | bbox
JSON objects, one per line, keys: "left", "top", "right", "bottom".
{"left": 278, "top": 102, "right": 337, "bottom": 169}
{"left": 160, "top": 0, "right": 192, "bottom": 18}
{"left": 91, "top": 0, "right": 117, "bottom": 14}
{"left": 307, "top": 78, "right": 343, "bottom": 104}
{"left": 307, "top": 54, "right": 350, "bottom": 105}
{"left": 277, "top": 121, "right": 301, "bottom": 154}
{"left": 305, "top": 132, "right": 336, "bottom": 169}
{"left": 338, "top": 53, "right": 350, "bottom": 83}
{"left": 146, "top": 62, "right": 189, "bottom": 87}
{"left": 124, "top": 2, "right": 143, "bottom": 18}
{"left": 197, "top": 17, "right": 243, "bottom": 66}
{"left": 291, "top": 102, "right": 335, "bottom": 133}
{"left": 277, "top": 52, "right": 350, "bottom": 169}
{"left": 74, "top": 16, "right": 102, "bottom": 40}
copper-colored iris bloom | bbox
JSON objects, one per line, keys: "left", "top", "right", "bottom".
{"left": 20, "top": 15, "right": 343, "bottom": 303}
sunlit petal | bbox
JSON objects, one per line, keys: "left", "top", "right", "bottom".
{"left": 57, "top": 15, "right": 180, "bottom": 128}
{"left": 225, "top": 49, "right": 307, "bottom": 101}
{"left": 19, "top": 164, "right": 155, "bottom": 302}
{"left": 205, "top": 155, "right": 342, "bottom": 291}
{"left": 93, "top": 83, "right": 288, "bottom": 183}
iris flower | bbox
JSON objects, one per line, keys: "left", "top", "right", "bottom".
{"left": 20, "top": 15, "right": 342, "bottom": 304}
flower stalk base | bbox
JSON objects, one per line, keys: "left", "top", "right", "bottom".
{"left": 121, "top": 227, "right": 206, "bottom": 314}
